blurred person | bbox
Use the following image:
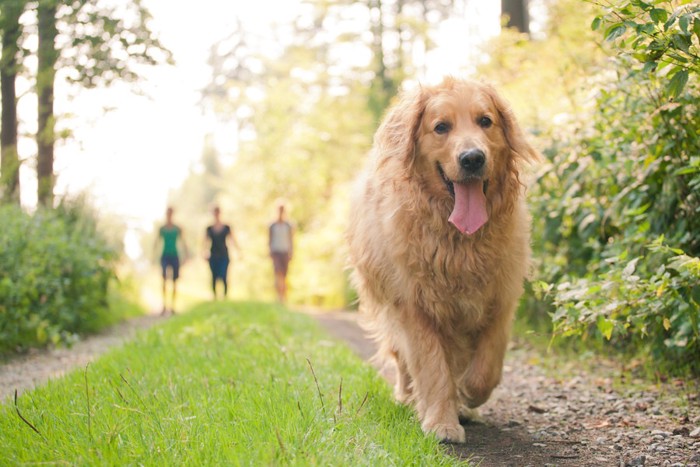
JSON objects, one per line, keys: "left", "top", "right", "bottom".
{"left": 204, "top": 206, "right": 240, "bottom": 299}
{"left": 155, "top": 206, "right": 188, "bottom": 315}
{"left": 268, "top": 203, "right": 294, "bottom": 303}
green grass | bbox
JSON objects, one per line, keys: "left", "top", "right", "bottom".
{"left": 0, "top": 301, "right": 467, "bottom": 465}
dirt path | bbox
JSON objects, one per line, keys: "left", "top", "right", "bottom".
{"left": 315, "top": 311, "right": 700, "bottom": 467}
{"left": 2, "top": 309, "right": 699, "bottom": 466}
{"left": 0, "top": 314, "right": 167, "bottom": 403}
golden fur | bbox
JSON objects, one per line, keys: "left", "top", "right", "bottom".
{"left": 347, "top": 77, "right": 540, "bottom": 443}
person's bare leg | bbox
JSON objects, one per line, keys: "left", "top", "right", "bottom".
{"left": 161, "top": 278, "right": 167, "bottom": 315}
{"left": 273, "top": 272, "right": 281, "bottom": 302}
{"left": 278, "top": 273, "right": 283, "bottom": 301}
{"left": 280, "top": 273, "right": 287, "bottom": 302}
{"left": 171, "top": 280, "right": 177, "bottom": 314}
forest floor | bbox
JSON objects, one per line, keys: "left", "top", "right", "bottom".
{"left": 2, "top": 308, "right": 700, "bottom": 467}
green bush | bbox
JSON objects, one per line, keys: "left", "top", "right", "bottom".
{"left": 0, "top": 200, "right": 119, "bottom": 354}
{"left": 527, "top": 1, "right": 700, "bottom": 374}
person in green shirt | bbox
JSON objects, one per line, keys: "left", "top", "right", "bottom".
{"left": 155, "top": 207, "right": 188, "bottom": 314}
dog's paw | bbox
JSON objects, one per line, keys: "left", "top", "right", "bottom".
{"left": 393, "top": 386, "right": 411, "bottom": 404}
{"left": 458, "top": 406, "right": 484, "bottom": 425}
{"left": 422, "top": 421, "right": 466, "bottom": 444}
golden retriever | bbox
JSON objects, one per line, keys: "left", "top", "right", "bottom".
{"left": 347, "top": 77, "right": 540, "bottom": 443}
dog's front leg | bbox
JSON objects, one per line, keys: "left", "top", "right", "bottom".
{"left": 399, "top": 309, "right": 465, "bottom": 444}
{"left": 461, "top": 302, "right": 515, "bottom": 409}
{"left": 389, "top": 348, "right": 413, "bottom": 404}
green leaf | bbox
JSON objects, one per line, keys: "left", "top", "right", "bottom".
{"left": 667, "top": 69, "right": 689, "bottom": 97}
{"left": 664, "top": 17, "right": 677, "bottom": 31}
{"left": 650, "top": 8, "right": 668, "bottom": 24}
{"left": 691, "top": 285, "right": 700, "bottom": 305}
{"left": 597, "top": 316, "right": 615, "bottom": 340}
{"left": 642, "top": 61, "right": 658, "bottom": 73}
{"left": 663, "top": 317, "right": 671, "bottom": 331}
{"left": 592, "top": 16, "right": 603, "bottom": 31}
{"left": 605, "top": 24, "right": 627, "bottom": 42}
{"left": 675, "top": 166, "right": 700, "bottom": 175}
{"left": 671, "top": 33, "right": 692, "bottom": 53}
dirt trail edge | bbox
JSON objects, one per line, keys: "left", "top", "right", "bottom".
{"left": 0, "top": 314, "right": 166, "bottom": 403}
{"left": 313, "top": 310, "right": 700, "bottom": 467}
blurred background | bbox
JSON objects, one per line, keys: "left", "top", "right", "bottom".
{"left": 2, "top": 0, "right": 699, "bottom": 374}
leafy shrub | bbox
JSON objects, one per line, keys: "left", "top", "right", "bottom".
{"left": 528, "top": 1, "right": 700, "bottom": 374}
{"left": 0, "top": 199, "right": 119, "bottom": 354}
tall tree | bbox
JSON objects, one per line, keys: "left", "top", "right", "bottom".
{"left": 36, "top": 0, "right": 57, "bottom": 207}
{"left": 368, "top": 0, "right": 394, "bottom": 118}
{"left": 366, "top": 0, "right": 455, "bottom": 119}
{"left": 0, "top": 0, "right": 26, "bottom": 204}
{"left": 502, "top": 0, "right": 529, "bottom": 34}
{"left": 34, "top": 0, "right": 171, "bottom": 207}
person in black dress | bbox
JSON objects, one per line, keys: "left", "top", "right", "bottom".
{"left": 204, "top": 206, "right": 240, "bottom": 299}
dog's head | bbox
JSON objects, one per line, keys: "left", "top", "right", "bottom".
{"left": 374, "top": 77, "right": 540, "bottom": 235}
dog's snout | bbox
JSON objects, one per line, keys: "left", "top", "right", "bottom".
{"left": 458, "top": 149, "right": 486, "bottom": 174}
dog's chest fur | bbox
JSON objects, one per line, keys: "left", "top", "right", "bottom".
{"left": 378, "top": 195, "right": 525, "bottom": 328}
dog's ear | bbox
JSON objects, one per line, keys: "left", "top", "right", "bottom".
{"left": 485, "top": 84, "right": 542, "bottom": 164}
{"left": 374, "top": 86, "right": 427, "bottom": 167}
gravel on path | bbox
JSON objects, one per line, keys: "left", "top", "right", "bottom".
{"left": 315, "top": 310, "right": 700, "bottom": 467}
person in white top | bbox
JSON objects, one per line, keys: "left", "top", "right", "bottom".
{"left": 268, "top": 204, "right": 293, "bottom": 303}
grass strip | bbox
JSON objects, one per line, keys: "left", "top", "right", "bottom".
{"left": 0, "top": 301, "right": 468, "bottom": 465}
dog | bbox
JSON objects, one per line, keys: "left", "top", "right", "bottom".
{"left": 347, "top": 77, "right": 540, "bottom": 443}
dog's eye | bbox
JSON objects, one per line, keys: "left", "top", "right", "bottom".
{"left": 478, "top": 116, "right": 493, "bottom": 129}
{"left": 434, "top": 122, "right": 451, "bottom": 134}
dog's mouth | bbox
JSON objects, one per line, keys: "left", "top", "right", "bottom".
{"left": 437, "top": 163, "right": 489, "bottom": 236}
{"left": 437, "top": 163, "right": 489, "bottom": 197}
{"left": 437, "top": 163, "right": 456, "bottom": 198}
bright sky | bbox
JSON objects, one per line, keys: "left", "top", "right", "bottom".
{"left": 53, "top": 1, "right": 305, "bottom": 227}
{"left": 18, "top": 1, "right": 500, "bottom": 259}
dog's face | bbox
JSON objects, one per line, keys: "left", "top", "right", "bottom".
{"left": 374, "top": 78, "right": 539, "bottom": 235}
{"left": 417, "top": 82, "right": 507, "bottom": 193}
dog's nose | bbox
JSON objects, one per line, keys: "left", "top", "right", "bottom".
{"left": 458, "top": 149, "right": 486, "bottom": 173}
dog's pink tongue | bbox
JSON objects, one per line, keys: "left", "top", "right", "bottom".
{"left": 448, "top": 180, "right": 488, "bottom": 235}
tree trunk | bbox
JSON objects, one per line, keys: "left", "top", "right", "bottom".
{"left": 37, "top": 0, "right": 57, "bottom": 207}
{"left": 1, "top": 1, "right": 24, "bottom": 204}
{"left": 396, "top": 0, "right": 405, "bottom": 76}
{"left": 368, "top": 0, "right": 398, "bottom": 121}
{"left": 502, "top": 0, "right": 529, "bottom": 34}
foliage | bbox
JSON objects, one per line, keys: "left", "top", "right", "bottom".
{"left": 56, "top": 0, "right": 173, "bottom": 88}
{"left": 529, "top": 1, "right": 700, "bottom": 374}
{"left": 0, "top": 199, "right": 123, "bottom": 354}
{"left": 591, "top": 0, "right": 700, "bottom": 98}
{"left": 549, "top": 240, "right": 700, "bottom": 361}
{"left": 0, "top": 302, "right": 465, "bottom": 465}
{"left": 479, "top": 0, "right": 607, "bottom": 128}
